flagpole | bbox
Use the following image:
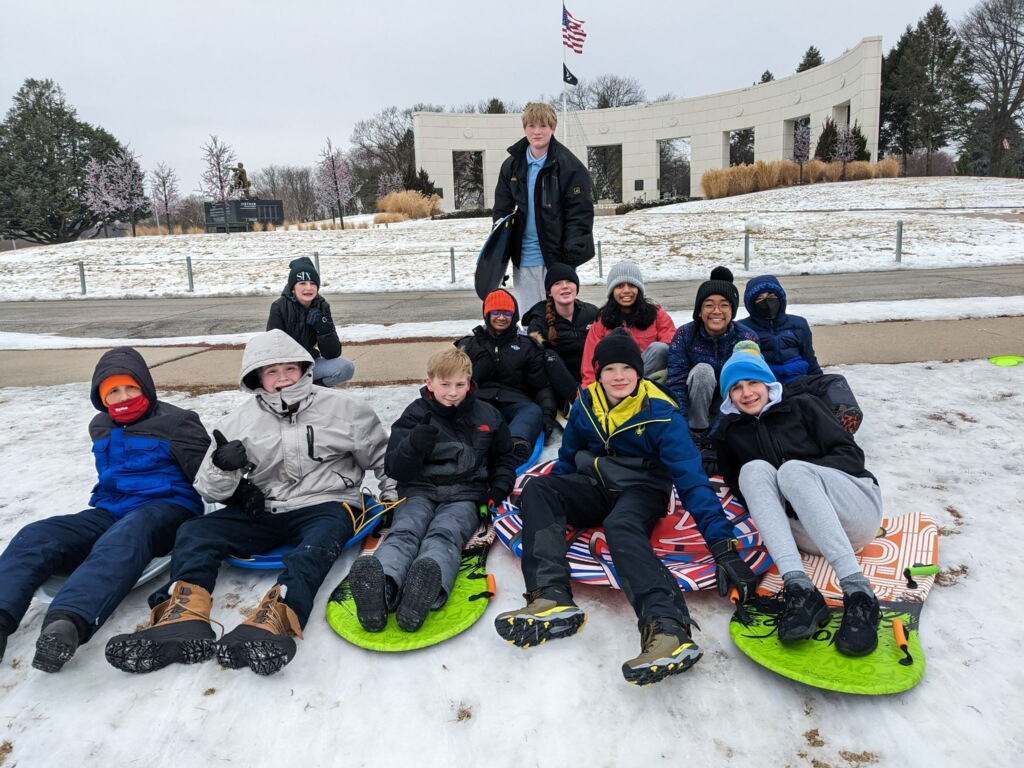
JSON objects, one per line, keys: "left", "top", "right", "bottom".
{"left": 561, "top": 7, "right": 567, "bottom": 144}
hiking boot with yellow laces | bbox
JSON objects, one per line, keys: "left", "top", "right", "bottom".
{"left": 622, "top": 619, "right": 703, "bottom": 686}
{"left": 216, "top": 585, "right": 303, "bottom": 676}
{"left": 494, "top": 587, "right": 586, "bottom": 648}
{"left": 105, "top": 581, "right": 216, "bottom": 674}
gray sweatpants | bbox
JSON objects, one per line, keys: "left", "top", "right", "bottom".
{"left": 513, "top": 265, "right": 547, "bottom": 312}
{"left": 374, "top": 497, "right": 479, "bottom": 605}
{"left": 686, "top": 362, "right": 719, "bottom": 430}
{"left": 738, "top": 459, "right": 883, "bottom": 581}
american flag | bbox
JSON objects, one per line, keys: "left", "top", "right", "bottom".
{"left": 562, "top": 5, "right": 586, "bottom": 54}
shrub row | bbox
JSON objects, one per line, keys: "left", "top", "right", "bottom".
{"left": 700, "top": 158, "right": 902, "bottom": 200}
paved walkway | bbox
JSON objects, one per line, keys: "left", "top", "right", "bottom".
{"left": 1, "top": 316, "right": 1022, "bottom": 390}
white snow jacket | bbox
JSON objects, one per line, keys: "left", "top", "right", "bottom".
{"left": 194, "top": 330, "right": 396, "bottom": 512}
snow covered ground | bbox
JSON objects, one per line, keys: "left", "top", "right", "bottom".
{"left": 1, "top": 177, "right": 1022, "bottom": 302}
{"left": 1, "top": 176, "right": 1023, "bottom": 767}
{"left": 0, "top": 360, "right": 1022, "bottom": 766}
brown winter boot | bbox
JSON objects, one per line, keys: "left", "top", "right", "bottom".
{"left": 216, "top": 585, "right": 303, "bottom": 676}
{"left": 105, "top": 581, "right": 217, "bottom": 674}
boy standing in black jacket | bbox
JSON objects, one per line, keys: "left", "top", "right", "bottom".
{"left": 349, "top": 348, "right": 517, "bottom": 633}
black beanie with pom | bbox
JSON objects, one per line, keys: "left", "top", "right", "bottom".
{"left": 693, "top": 266, "right": 739, "bottom": 321}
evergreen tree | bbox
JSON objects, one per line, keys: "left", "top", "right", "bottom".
{"left": 483, "top": 98, "right": 507, "bottom": 114}
{"left": 796, "top": 46, "right": 825, "bottom": 72}
{"left": 880, "top": 26, "right": 916, "bottom": 164}
{"left": 850, "top": 121, "right": 871, "bottom": 161}
{"left": 814, "top": 116, "right": 839, "bottom": 161}
{"left": 894, "top": 5, "right": 976, "bottom": 175}
{"left": 759, "top": 70, "right": 775, "bottom": 84}
{"left": 0, "top": 78, "right": 123, "bottom": 244}
{"left": 730, "top": 129, "right": 755, "bottom": 165}
{"left": 406, "top": 168, "right": 437, "bottom": 197}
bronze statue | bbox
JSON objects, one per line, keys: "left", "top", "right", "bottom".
{"left": 230, "top": 162, "right": 253, "bottom": 199}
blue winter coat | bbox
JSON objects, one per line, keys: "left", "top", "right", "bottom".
{"left": 555, "top": 379, "right": 734, "bottom": 545}
{"left": 736, "top": 275, "right": 822, "bottom": 384}
{"left": 88, "top": 347, "right": 209, "bottom": 518}
{"left": 665, "top": 321, "right": 759, "bottom": 418}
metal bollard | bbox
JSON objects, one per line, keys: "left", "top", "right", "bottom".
{"left": 895, "top": 220, "right": 903, "bottom": 263}
{"left": 450, "top": 247, "right": 456, "bottom": 283}
{"left": 597, "top": 241, "right": 603, "bottom": 277}
{"left": 744, "top": 234, "right": 750, "bottom": 271}
{"left": 313, "top": 251, "right": 320, "bottom": 275}
{"left": 78, "top": 261, "right": 86, "bottom": 295}
{"left": 186, "top": 256, "right": 194, "bottom": 292}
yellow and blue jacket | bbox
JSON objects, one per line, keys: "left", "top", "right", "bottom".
{"left": 554, "top": 379, "right": 734, "bottom": 545}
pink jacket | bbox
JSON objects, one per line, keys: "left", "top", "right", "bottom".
{"left": 580, "top": 308, "right": 676, "bottom": 386}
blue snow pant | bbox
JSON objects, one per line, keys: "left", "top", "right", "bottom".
{"left": 497, "top": 401, "right": 544, "bottom": 445}
{"left": 157, "top": 501, "right": 354, "bottom": 627}
{"left": 518, "top": 473, "right": 692, "bottom": 630}
{"left": 0, "top": 503, "right": 194, "bottom": 642}
{"left": 374, "top": 497, "right": 480, "bottom": 608}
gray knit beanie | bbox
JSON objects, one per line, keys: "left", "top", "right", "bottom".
{"left": 606, "top": 260, "right": 645, "bottom": 298}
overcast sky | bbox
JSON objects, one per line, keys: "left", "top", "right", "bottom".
{"left": 2, "top": 0, "right": 982, "bottom": 194}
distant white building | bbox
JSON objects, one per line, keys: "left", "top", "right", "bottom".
{"left": 414, "top": 37, "right": 882, "bottom": 211}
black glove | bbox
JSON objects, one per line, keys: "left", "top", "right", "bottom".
{"left": 212, "top": 429, "right": 249, "bottom": 472}
{"left": 543, "top": 416, "right": 555, "bottom": 441}
{"left": 482, "top": 485, "right": 510, "bottom": 511}
{"left": 408, "top": 420, "right": 440, "bottom": 453}
{"left": 231, "top": 478, "right": 267, "bottom": 517}
{"left": 305, "top": 307, "right": 323, "bottom": 327}
{"left": 710, "top": 538, "right": 759, "bottom": 603}
{"left": 700, "top": 445, "right": 718, "bottom": 478}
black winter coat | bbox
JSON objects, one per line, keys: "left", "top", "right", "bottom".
{"left": 713, "top": 393, "right": 877, "bottom": 509}
{"left": 493, "top": 135, "right": 595, "bottom": 269}
{"left": 385, "top": 387, "right": 517, "bottom": 504}
{"left": 455, "top": 326, "right": 557, "bottom": 423}
{"left": 522, "top": 299, "right": 598, "bottom": 383}
{"left": 266, "top": 294, "right": 341, "bottom": 360}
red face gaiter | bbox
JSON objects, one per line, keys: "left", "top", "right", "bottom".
{"left": 107, "top": 394, "right": 151, "bottom": 424}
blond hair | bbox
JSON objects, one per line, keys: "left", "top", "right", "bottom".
{"left": 427, "top": 348, "right": 472, "bottom": 380}
{"left": 522, "top": 102, "right": 557, "bottom": 128}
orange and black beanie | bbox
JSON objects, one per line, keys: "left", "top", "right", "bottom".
{"left": 99, "top": 374, "right": 141, "bottom": 406}
{"left": 483, "top": 289, "right": 518, "bottom": 319}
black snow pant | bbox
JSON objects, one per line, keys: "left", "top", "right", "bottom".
{"left": 155, "top": 501, "right": 354, "bottom": 627}
{"left": 518, "top": 473, "right": 692, "bottom": 630}
{"left": 541, "top": 348, "right": 581, "bottom": 412}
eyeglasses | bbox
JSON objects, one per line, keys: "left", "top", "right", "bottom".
{"left": 489, "top": 310, "right": 514, "bottom": 318}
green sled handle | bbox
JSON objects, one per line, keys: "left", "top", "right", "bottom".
{"left": 904, "top": 563, "right": 940, "bottom": 589}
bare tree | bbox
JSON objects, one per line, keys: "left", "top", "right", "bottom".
{"left": 836, "top": 127, "right": 858, "bottom": 179}
{"left": 83, "top": 148, "right": 148, "bottom": 236}
{"left": 452, "top": 151, "right": 484, "bottom": 209}
{"left": 793, "top": 121, "right": 811, "bottom": 183}
{"left": 565, "top": 74, "right": 646, "bottom": 110}
{"left": 959, "top": 0, "right": 1024, "bottom": 176}
{"left": 315, "top": 138, "right": 354, "bottom": 227}
{"left": 199, "top": 135, "right": 237, "bottom": 205}
{"left": 150, "top": 162, "right": 182, "bottom": 233}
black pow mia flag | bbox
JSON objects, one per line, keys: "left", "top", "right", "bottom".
{"left": 563, "top": 64, "right": 579, "bottom": 86}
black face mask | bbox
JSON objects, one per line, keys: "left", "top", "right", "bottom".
{"left": 755, "top": 296, "right": 781, "bottom": 320}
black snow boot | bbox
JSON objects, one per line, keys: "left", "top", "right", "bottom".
{"left": 32, "top": 613, "right": 85, "bottom": 673}
{"left": 835, "top": 590, "right": 881, "bottom": 657}
{"left": 396, "top": 558, "right": 442, "bottom": 632}
{"left": 349, "top": 556, "right": 397, "bottom": 633}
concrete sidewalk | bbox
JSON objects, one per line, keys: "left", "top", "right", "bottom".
{"left": 1, "top": 316, "right": 1022, "bottom": 390}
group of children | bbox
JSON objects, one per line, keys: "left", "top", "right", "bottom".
{"left": 0, "top": 240, "right": 885, "bottom": 687}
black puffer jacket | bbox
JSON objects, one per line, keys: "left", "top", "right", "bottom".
{"left": 385, "top": 387, "right": 517, "bottom": 504}
{"left": 266, "top": 293, "right": 341, "bottom": 360}
{"left": 522, "top": 299, "right": 599, "bottom": 383}
{"left": 456, "top": 297, "right": 557, "bottom": 428}
{"left": 714, "top": 392, "right": 877, "bottom": 508}
{"left": 493, "top": 135, "right": 595, "bottom": 269}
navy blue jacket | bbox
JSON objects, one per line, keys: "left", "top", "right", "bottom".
{"left": 88, "top": 347, "right": 210, "bottom": 518}
{"left": 737, "top": 275, "right": 822, "bottom": 384}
